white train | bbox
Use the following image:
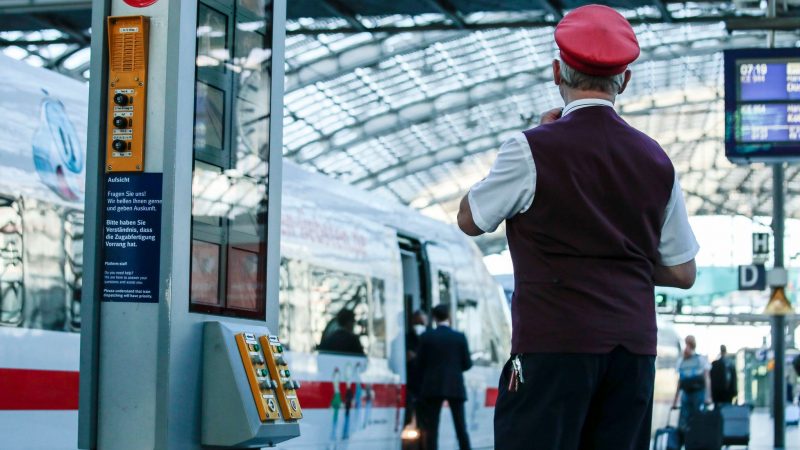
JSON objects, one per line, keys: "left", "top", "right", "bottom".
{"left": 0, "top": 54, "right": 681, "bottom": 449}
{"left": 0, "top": 54, "right": 512, "bottom": 449}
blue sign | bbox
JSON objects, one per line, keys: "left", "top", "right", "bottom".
{"left": 738, "top": 264, "right": 766, "bottom": 291}
{"left": 102, "top": 173, "right": 162, "bottom": 303}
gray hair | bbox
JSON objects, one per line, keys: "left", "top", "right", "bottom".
{"left": 559, "top": 59, "right": 626, "bottom": 95}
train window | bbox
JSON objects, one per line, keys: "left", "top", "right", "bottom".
{"left": 0, "top": 197, "right": 24, "bottom": 326}
{"left": 456, "top": 296, "right": 503, "bottom": 367}
{"left": 277, "top": 258, "right": 386, "bottom": 358}
{"left": 370, "top": 278, "right": 387, "bottom": 359}
{"left": 190, "top": 0, "right": 273, "bottom": 318}
{"left": 65, "top": 210, "right": 83, "bottom": 331}
{"left": 438, "top": 271, "right": 452, "bottom": 305}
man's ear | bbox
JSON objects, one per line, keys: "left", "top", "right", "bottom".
{"left": 552, "top": 59, "right": 561, "bottom": 86}
{"left": 618, "top": 69, "right": 632, "bottom": 94}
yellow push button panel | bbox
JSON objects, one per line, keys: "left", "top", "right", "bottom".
{"left": 235, "top": 333, "right": 280, "bottom": 422}
{"left": 260, "top": 335, "right": 303, "bottom": 420}
{"left": 105, "top": 16, "right": 149, "bottom": 172}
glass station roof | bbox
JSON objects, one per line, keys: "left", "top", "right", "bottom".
{"left": 2, "top": 2, "right": 800, "bottom": 253}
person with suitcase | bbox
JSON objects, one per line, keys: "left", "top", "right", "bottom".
{"left": 710, "top": 345, "right": 737, "bottom": 407}
{"left": 672, "top": 335, "right": 712, "bottom": 448}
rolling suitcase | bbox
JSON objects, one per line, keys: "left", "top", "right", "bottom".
{"left": 786, "top": 404, "right": 799, "bottom": 426}
{"left": 684, "top": 407, "right": 722, "bottom": 450}
{"left": 719, "top": 404, "right": 750, "bottom": 446}
{"left": 652, "top": 409, "right": 680, "bottom": 450}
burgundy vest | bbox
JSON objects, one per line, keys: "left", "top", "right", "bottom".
{"left": 508, "top": 106, "right": 674, "bottom": 356}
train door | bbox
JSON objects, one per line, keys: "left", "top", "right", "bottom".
{"left": 0, "top": 195, "right": 24, "bottom": 326}
{"left": 398, "top": 235, "right": 430, "bottom": 428}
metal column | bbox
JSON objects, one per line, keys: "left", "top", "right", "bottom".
{"left": 772, "top": 162, "right": 786, "bottom": 449}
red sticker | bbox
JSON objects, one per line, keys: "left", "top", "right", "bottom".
{"left": 123, "top": 0, "right": 158, "bottom": 7}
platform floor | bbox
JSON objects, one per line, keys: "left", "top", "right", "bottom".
{"left": 659, "top": 408, "right": 800, "bottom": 449}
{"left": 738, "top": 408, "right": 800, "bottom": 449}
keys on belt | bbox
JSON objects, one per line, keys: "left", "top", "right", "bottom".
{"left": 508, "top": 354, "right": 525, "bottom": 393}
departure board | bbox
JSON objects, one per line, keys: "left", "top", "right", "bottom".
{"left": 724, "top": 48, "right": 800, "bottom": 163}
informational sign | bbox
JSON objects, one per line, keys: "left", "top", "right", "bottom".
{"left": 102, "top": 173, "right": 162, "bottom": 302}
{"left": 724, "top": 48, "right": 800, "bottom": 163}
{"left": 738, "top": 264, "right": 766, "bottom": 291}
{"left": 753, "top": 232, "right": 771, "bottom": 260}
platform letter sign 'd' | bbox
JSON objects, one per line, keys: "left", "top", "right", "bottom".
{"left": 752, "top": 233, "right": 770, "bottom": 262}
{"left": 738, "top": 264, "right": 766, "bottom": 291}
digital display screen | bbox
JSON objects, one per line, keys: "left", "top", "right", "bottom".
{"left": 739, "top": 62, "right": 800, "bottom": 101}
{"left": 724, "top": 48, "right": 800, "bottom": 163}
{"left": 738, "top": 104, "right": 800, "bottom": 142}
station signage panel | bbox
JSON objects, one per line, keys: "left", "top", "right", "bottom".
{"left": 101, "top": 173, "right": 162, "bottom": 302}
{"left": 724, "top": 48, "right": 800, "bottom": 163}
{"left": 753, "top": 232, "right": 770, "bottom": 261}
{"left": 738, "top": 264, "right": 767, "bottom": 291}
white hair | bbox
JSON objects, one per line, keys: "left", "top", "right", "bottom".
{"left": 559, "top": 59, "right": 626, "bottom": 94}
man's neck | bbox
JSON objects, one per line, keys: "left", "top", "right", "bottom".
{"left": 436, "top": 320, "right": 450, "bottom": 327}
{"left": 562, "top": 89, "right": 616, "bottom": 105}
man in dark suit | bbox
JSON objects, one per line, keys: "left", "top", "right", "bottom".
{"left": 417, "top": 304, "right": 472, "bottom": 450}
{"left": 710, "top": 345, "right": 737, "bottom": 406}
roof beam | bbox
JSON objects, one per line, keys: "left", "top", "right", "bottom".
{"left": 286, "top": 14, "right": 760, "bottom": 35}
{"left": 651, "top": 0, "right": 673, "bottom": 22}
{"left": 537, "top": 0, "right": 563, "bottom": 20}
{"left": 0, "top": 37, "right": 81, "bottom": 47}
{"left": 317, "top": 0, "right": 368, "bottom": 33}
{"left": 0, "top": 1, "right": 89, "bottom": 14}
{"left": 725, "top": 17, "right": 800, "bottom": 31}
{"left": 420, "top": 0, "right": 466, "bottom": 29}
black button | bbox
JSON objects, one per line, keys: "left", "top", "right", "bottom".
{"left": 113, "top": 94, "right": 128, "bottom": 106}
{"left": 112, "top": 140, "right": 126, "bottom": 151}
{"left": 113, "top": 116, "right": 128, "bottom": 128}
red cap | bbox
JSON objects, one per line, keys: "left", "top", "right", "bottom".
{"left": 554, "top": 5, "right": 640, "bottom": 77}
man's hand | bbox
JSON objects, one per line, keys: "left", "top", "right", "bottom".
{"left": 540, "top": 108, "right": 563, "bottom": 124}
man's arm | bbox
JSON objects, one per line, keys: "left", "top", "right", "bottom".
{"left": 457, "top": 195, "right": 484, "bottom": 236}
{"left": 654, "top": 259, "right": 696, "bottom": 289}
{"left": 456, "top": 135, "right": 536, "bottom": 237}
{"left": 461, "top": 334, "right": 473, "bottom": 372}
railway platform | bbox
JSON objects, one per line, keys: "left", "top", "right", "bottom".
{"left": 650, "top": 408, "right": 800, "bottom": 450}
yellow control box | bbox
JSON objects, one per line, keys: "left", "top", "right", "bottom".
{"left": 260, "top": 335, "right": 303, "bottom": 420}
{"left": 235, "top": 333, "right": 281, "bottom": 422}
{"left": 105, "top": 16, "right": 149, "bottom": 172}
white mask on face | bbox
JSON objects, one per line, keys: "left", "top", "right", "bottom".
{"left": 413, "top": 325, "right": 426, "bottom": 335}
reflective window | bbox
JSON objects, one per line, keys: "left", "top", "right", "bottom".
{"left": 438, "top": 271, "right": 452, "bottom": 305}
{"left": 65, "top": 210, "right": 83, "bottom": 331}
{"left": 190, "top": 0, "right": 274, "bottom": 318}
{"left": 0, "top": 196, "right": 23, "bottom": 326}
{"left": 278, "top": 258, "right": 386, "bottom": 357}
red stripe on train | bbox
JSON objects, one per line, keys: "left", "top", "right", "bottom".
{"left": 0, "top": 369, "right": 407, "bottom": 411}
{"left": 295, "top": 381, "right": 405, "bottom": 409}
{"left": 0, "top": 368, "right": 80, "bottom": 410}
{"left": 485, "top": 387, "right": 498, "bottom": 407}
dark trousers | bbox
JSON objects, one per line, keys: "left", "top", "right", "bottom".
{"left": 494, "top": 346, "right": 655, "bottom": 450}
{"left": 419, "top": 397, "right": 471, "bottom": 450}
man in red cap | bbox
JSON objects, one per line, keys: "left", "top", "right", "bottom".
{"left": 456, "top": 4, "right": 699, "bottom": 449}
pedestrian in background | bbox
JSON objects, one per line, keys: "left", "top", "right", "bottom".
{"left": 673, "top": 335, "right": 711, "bottom": 445}
{"left": 710, "top": 344, "right": 737, "bottom": 406}
{"left": 417, "top": 304, "right": 472, "bottom": 450}
{"left": 457, "top": 4, "right": 698, "bottom": 449}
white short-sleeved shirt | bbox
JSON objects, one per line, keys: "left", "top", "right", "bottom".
{"left": 467, "top": 98, "right": 700, "bottom": 267}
